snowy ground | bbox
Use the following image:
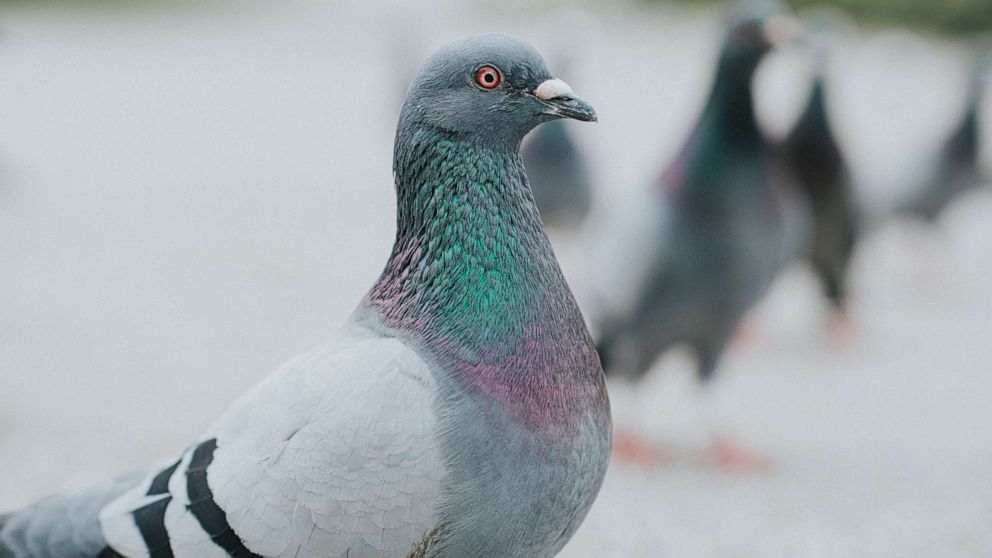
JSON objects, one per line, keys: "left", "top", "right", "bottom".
{"left": 1, "top": 2, "right": 990, "bottom": 556}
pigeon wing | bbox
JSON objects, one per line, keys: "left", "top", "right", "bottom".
{"left": 99, "top": 323, "right": 446, "bottom": 558}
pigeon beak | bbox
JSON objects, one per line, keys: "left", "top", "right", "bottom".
{"left": 534, "top": 78, "right": 598, "bottom": 123}
{"left": 762, "top": 15, "right": 803, "bottom": 49}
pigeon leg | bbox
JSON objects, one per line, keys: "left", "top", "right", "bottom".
{"left": 611, "top": 428, "right": 667, "bottom": 467}
{"left": 825, "top": 304, "right": 859, "bottom": 348}
{"left": 704, "top": 434, "right": 773, "bottom": 473}
{"left": 729, "top": 315, "right": 767, "bottom": 353}
{"left": 697, "top": 366, "right": 773, "bottom": 473}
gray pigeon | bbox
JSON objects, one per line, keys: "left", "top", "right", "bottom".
{"left": 593, "top": 14, "right": 801, "bottom": 383}
{"left": 898, "top": 54, "right": 988, "bottom": 222}
{"left": 520, "top": 23, "right": 597, "bottom": 231}
{"left": 522, "top": 118, "right": 594, "bottom": 229}
{"left": 782, "top": 48, "right": 859, "bottom": 315}
{"left": 0, "top": 33, "right": 610, "bottom": 558}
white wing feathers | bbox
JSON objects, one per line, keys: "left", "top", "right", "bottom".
{"left": 100, "top": 323, "right": 445, "bottom": 558}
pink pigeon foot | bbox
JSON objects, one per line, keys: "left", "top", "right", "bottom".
{"left": 825, "top": 307, "right": 859, "bottom": 348}
{"left": 730, "top": 317, "right": 767, "bottom": 352}
{"left": 612, "top": 429, "right": 666, "bottom": 467}
{"left": 704, "top": 435, "right": 773, "bottom": 473}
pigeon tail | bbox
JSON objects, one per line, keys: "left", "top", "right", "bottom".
{"left": 694, "top": 333, "right": 732, "bottom": 384}
{"left": 595, "top": 328, "right": 654, "bottom": 382}
{"left": 0, "top": 471, "right": 144, "bottom": 558}
{"left": 0, "top": 514, "right": 9, "bottom": 558}
{"left": 816, "top": 260, "right": 847, "bottom": 309}
{"left": 595, "top": 337, "right": 614, "bottom": 377}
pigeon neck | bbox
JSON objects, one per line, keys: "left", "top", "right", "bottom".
{"left": 700, "top": 54, "right": 763, "bottom": 145}
{"left": 800, "top": 76, "right": 830, "bottom": 132}
{"left": 362, "top": 122, "right": 604, "bottom": 431}
{"left": 663, "top": 55, "right": 767, "bottom": 201}
{"left": 381, "top": 122, "right": 553, "bottom": 312}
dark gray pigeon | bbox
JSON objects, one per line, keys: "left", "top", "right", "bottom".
{"left": 593, "top": 14, "right": 802, "bottom": 384}
{"left": 521, "top": 12, "right": 599, "bottom": 231}
{"left": 783, "top": 50, "right": 859, "bottom": 315}
{"left": 898, "top": 54, "right": 988, "bottom": 222}
{"left": 522, "top": 118, "right": 594, "bottom": 229}
{"left": 1, "top": 33, "right": 609, "bottom": 558}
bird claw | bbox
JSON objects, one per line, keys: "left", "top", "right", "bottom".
{"left": 825, "top": 309, "right": 859, "bottom": 348}
{"left": 730, "top": 317, "right": 767, "bottom": 352}
{"left": 705, "top": 436, "right": 773, "bottom": 473}
{"left": 611, "top": 430, "right": 666, "bottom": 467}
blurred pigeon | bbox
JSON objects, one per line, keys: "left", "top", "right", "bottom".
{"left": 0, "top": 34, "right": 610, "bottom": 558}
{"left": 782, "top": 45, "right": 859, "bottom": 318}
{"left": 585, "top": 13, "right": 803, "bottom": 469}
{"left": 522, "top": 14, "right": 598, "bottom": 231}
{"left": 594, "top": 14, "right": 800, "bottom": 385}
{"left": 522, "top": 119, "right": 594, "bottom": 229}
{"left": 898, "top": 54, "right": 988, "bottom": 222}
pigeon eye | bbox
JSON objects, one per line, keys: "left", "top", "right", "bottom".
{"left": 474, "top": 65, "right": 501, "bottom": 89}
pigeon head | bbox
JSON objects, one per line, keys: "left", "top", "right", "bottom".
{"left": 400, "top": 33, "right": 596, "bottom": 145}
{"left": 697, "top": 12, "right": 798, "bottom": 142}
{"left": 720, "top": 14, "right": 799, "bottom": 71}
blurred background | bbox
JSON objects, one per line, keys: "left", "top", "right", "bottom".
{"left": 0, "top": 0, "right": 990, "bottom": 556}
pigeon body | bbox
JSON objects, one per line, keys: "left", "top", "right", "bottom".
{"left": 899, "top": 59, "right": 987, "bottom": 221}
{"left": 0, "top": 34, "right": 610, "bottom": 558}
{"left": 783, "top": 70, "right": 858, "bottom": 310}
{"left": 522, "top": 119, "right": 593, "bottom": 228}
{"left": 593, "top": 17, "right": 799, "bottom": 382}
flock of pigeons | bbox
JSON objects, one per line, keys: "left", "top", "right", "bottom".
{"left": 0, "top": 7, "right": 988, "bottom": 558}
{"left": 530, "top": 12, "right": 989, "bottom": 465}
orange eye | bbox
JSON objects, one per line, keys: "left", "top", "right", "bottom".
{"left": 474, "top": 65, "right": 501, "bottom": 89}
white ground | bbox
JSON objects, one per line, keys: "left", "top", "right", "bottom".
{"left": 0, "top": 2, "right": 990, "bottom": 557}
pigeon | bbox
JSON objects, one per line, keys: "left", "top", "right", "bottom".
{"left": 522, "top": 12, "right": 599, "bottom": 232}
{"left": 592, "top": 14, "right": 800, "bottom": 385}
{"left": 522, "top": 118, "right": 594, "bottom": 229}
{"left": 782, "top": 42, "right": 859, "bottom": 318}
{"left": 0, "top": 33, "right": 610, "bottom": 558}
{"left": 585, "top": 13, "right": 803, "bottom": 468}
{"left": 898, "top": 53, "right": 988, "bottom": 222}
